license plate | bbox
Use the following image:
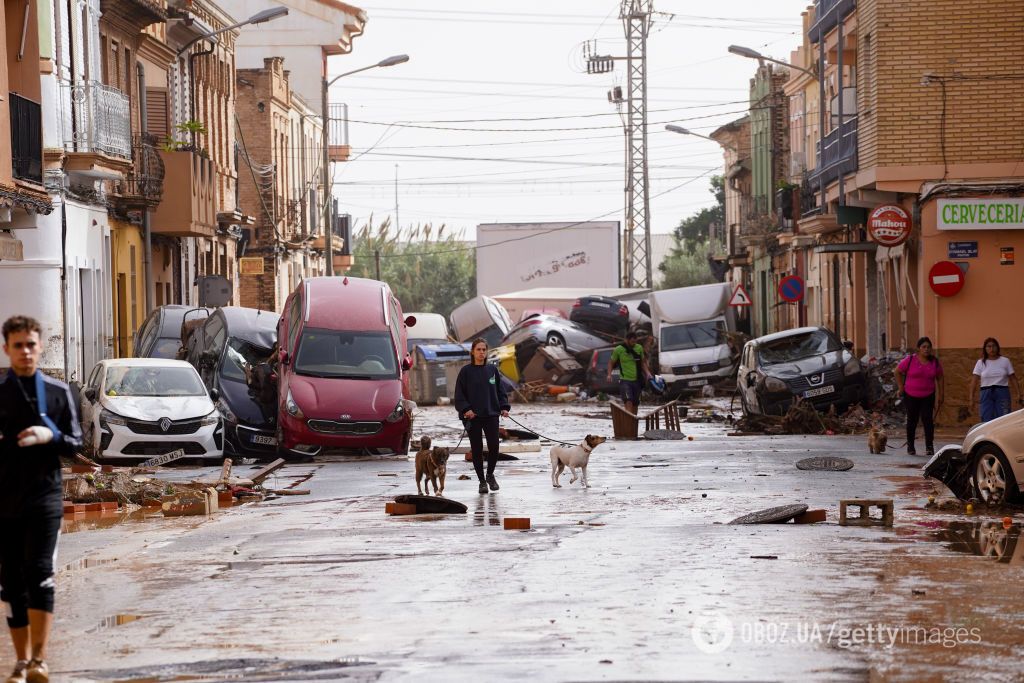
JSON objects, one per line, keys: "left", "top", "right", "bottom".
{"left": 803, "top": 385, "right": 835, "bottom": 398}
{"left": 688, "top": 379, "right": 709, "bottom": 387}
{"left": 591, "top": 302, "right": 611, "bottom": 308}
{"left": 252, "top": 435, "right": 277, "bottom": 446}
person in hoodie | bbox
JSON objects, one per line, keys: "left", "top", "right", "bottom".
{"left": 454, "top": 338, "right": 510, "bottom": 495}
{"left": 0, "top": 315, "right": 82, "bottom": 683}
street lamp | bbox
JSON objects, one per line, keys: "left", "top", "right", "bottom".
{"left": 665, "top": 123, "right": 739, "bottom": 152}
{"left": 322, "top": 54, "right": 410, "bottom": 276}
{"left": 727, "top": 44, "right": 816, "bottom": 77}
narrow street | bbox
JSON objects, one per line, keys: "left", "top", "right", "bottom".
{"left": 22, "top": 404, "right": 1024, "bottom": 682}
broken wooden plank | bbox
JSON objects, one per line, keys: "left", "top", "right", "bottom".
{"left": 219, "top": 458, "right": 233, "bottom": 485}
{"left": 266, "top": 488, "right": 310, "bottom": 496}
{"left": 250, "top": 458, "right": 287, "bottom": 485}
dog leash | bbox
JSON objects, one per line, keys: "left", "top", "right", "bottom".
{"left": 503, "top": 415, "right": 577, "bottom": 447}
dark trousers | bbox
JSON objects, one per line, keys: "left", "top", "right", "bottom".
{"left": 905, "top": 392, "right": 935, "bottom": 452}
{"left": 0, "top": 514, "right": 62, "bottom": 628}
{"left": 467, "top": 415, "right": 500, "bottom": 481}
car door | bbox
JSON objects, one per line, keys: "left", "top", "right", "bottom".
{"left": 739, "top": 344, "right": 760, "bottom": 413}
{"left": 79, "top": 363, "right": 104, "bottom": 448}
{"left": 133, "top": 311, "right": 158, "bottom": 357}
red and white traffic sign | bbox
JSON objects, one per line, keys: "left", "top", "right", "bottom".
{"left": 928, "top": 260, "right": 965, "bottom": 297}
{"left": 729, "top": 284, "right": 752, "bottom": 307}
{"left": 868, "top": 205, "right": 912, "bottom": 247}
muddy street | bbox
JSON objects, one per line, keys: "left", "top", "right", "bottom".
{"left": 20, "top": 404, "right": 1024, "bottom": 682}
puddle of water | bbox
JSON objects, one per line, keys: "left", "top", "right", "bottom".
{"left": 61, "top": 509, "right": 158, "bottom": 534}
{"left": 929, "top": 521, "right": 1023, "bottom": 563}
{"left": 62, "top": 556, "right": 118, "bottom": 572}
{"left": 91, "top": 614, "right": 143, "bottom": 631}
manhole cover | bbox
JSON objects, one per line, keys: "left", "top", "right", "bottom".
{"left": 729, "top": 504, "right": 809, "bottom": 525}
{"left": 796, "top": 456, "right": 855, "bottom": 471}
{"left": 394, "top": 495, "right": 468, "bottom": 513}
{"left": 643, "top": 429, "right": 687, "bottom": 440}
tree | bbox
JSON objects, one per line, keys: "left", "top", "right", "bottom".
{"left": 658, "top": 176, "right": 726, "bottom": 288}
{"left": 349, "top": 217, "right": 476, "bottom": 318}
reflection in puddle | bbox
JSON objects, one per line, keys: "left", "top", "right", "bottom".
{"left": 473, "top": 494, "right": 501, "bottom": 527}
{"left": 934, "top": 522, "right": 1022, "bottom": 564}
{"left": 61, "top": 508, "right": 159, "bottom": 534}
{"left": 62, "top": 556, "right": 118, "bottom": 572}
{"left": 92, "top": 614, "right": 142, "bottom": 631}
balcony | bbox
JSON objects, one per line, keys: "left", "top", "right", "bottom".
{"left": 60, "top": 81, "right": 132, "bottom": 178}
{"left": 150, "top": 149, "right": 217, "bottom": 237}
{"left": 809, "top": 117, "right": 858, "bottom": 195}
{"left": 327, "top": 102, "right": 350, "bottom": 162}
{"left": 808, "top": 0, "right": 856, "bottom": 43}
{"left": 10, "top": 93, "right": 42, "bottom": 184}
{"left": 111, "top": 134, "right": 166, "bottom": 211}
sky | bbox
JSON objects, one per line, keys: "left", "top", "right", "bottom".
{"left": 325, "top": 1, "right": 812, "bottom": 242}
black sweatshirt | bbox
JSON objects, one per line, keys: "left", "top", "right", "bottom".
{"left": 454, "top": 363, "right": 510, "bottom": 419}
{"left": 0, "top": 371, "right": 82, "bottom": 518}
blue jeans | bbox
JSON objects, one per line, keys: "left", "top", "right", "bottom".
{"left": 979, "top": 385, "right": 1011, "bottom": 422}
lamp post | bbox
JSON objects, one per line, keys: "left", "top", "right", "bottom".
{"left": 322, "top": 54, "right": 409, "bottom": 276}
{"left": 664, "top": 124, "right": 739, "bottom": 153}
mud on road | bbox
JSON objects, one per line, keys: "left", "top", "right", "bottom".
{"left": 16, "top": 403, "right": 1024, "bottom": 682}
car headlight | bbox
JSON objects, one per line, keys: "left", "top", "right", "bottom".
{"left": 719, "top": 357, "right": 733, "bottom": 368}
{"left": 200, "top": 410, "right": 220, "bottom": 427}
{"left": 659, "top": 364, "right": 673, "bottom": 374}
{"left": 285, "top": 388, "right": 304, "bottom": 419}
{"left": 763, "top": 376, "right": 788, "bottom": 392}
{"left": 843, "top": 357, "right": 861, "bottom": 376}
{"left": 99, "top": 408, "right": 127, "bottom": 427}
{"left": 217, "top": 400, "right": 237, "bottom": 423}
{"left": 386, "top": 400, "right": 407, "bottom": 423}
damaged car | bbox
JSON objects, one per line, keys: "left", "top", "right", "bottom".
{"left": 925, "top": 406, "right": 1024, "bottom": 504}
{"left": 738, "top": 326, "right": 865, "bottom": 416}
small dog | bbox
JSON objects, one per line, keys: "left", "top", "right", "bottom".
{"left": 867, "top": 425, "right": 888, "bottom": 454}
{"left": 415, "top": 436, "right": 450, "bottom": 496}
{"left": 550, "top": 434, "right": 608, "bottom": 488}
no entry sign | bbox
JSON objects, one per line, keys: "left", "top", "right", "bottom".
{"left": 928, "top": 260, "right": 965, "bottom": 297}
{"left": 868, "top": 205, "right": 912, "bottom": 247}
{"left": 777, "top": 275, "right": 805, "bottom": 302}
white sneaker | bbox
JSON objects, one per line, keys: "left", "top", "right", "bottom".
{"left": 5, "top": 660, "right": 27, "bottom": 683}
{"left": 25, "top": 659, "right": 47, "bottom": 683}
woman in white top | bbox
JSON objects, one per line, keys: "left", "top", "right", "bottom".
{"left": 968, "top": 337, "right": 1021, "bottom": 422}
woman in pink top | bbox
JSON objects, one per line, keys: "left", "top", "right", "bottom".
{"left": 895, "top": 337, "right": 945, "bottom": 456}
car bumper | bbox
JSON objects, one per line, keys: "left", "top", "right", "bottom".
{"left": 99, "top": 422, "right": 222, "bottom": 459}
{"left": 759, "top": 381, "right": 865, "bottom": 416}
{"left": 225, "top": 423, "right": 279, "bottom": 457}
{"left": 664, "top": 366, "right": 734, "bottom": 390}
{"left": 280, "top": 412, "right": 412, "bottom": 455}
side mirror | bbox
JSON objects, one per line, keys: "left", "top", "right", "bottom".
{"left": 83, "top": 387, "right": 96, "bottom": 402}
{"left": 405, "top": 315, "right": 417, "bottom": 328}
{"left": 209, "top": 388, "right": 220, "bottom": 402}
{"left": 401, "top": 355, "right": 413, "bottom": 371}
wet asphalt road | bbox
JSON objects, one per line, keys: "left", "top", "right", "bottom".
{"left": 12, "top": 402, "right": 1024, "bottom": 682}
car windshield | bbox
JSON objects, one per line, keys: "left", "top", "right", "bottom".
{"left": 661, "top": 320, "right": 724, "bottom": 352}
{"left": 294, "top": 328, "right": 398, "bottom": 379}
{"left": 757, "top": 329, "right": 840, "bottom": 365}
{"left": 151, "top": 338, "right": 181, "bottom": 359}
{"left": 221, "top": 338, "right": 273, "bottom": 383}
{"left": 104, "top": 366, "right": 206, "bottom": 397}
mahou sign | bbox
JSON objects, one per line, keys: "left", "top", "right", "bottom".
{"left": 868, "top": 205, "right": 912, "bottom": 247}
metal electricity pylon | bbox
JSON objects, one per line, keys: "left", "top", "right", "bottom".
{"left": 585, "top": 1, "right": 653, "bottom": 288}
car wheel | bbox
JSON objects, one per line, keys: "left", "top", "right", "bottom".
{"left": 546, "top": 333, "right": 565, "bottom": 348}
{"left": 972, "top": 445, "right": 1020, "bottom": 504}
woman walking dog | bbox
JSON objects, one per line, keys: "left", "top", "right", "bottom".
{"left": 968, "top": 337, "right": 1021, "bottom": 422}
{"left": 454, "top": 338, "right": 510, "bottom": 494}
{"left": 895, "top": 336, "right": 944, "bottom": 456}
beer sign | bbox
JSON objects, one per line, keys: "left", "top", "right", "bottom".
{"left": 867, "top": 205, "right": 912, "bottom": 247}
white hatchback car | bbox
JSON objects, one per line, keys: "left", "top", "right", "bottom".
{"left": 961, "top": 407, "right": 1024, "bottom": 503}
{"left": 80, "top": 358, "right": 222, "bottom": 460}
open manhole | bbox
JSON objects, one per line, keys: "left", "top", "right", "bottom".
{"left": 729, "top": 504, "right": 808, "bottom": 525}
{"left": 795, "top": 456, "right": 854, "bottom": 471}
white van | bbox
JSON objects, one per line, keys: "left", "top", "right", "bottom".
{"left": 649, "top": 282, "right": 738, "bottom": 393}
{"left": 404, "top": 312, "right": 452, "bottom": 352}
{"left": 450, "top": 296, "right": 513, "bottom": 347}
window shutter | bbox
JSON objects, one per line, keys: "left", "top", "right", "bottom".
{"left": 145, "top": 87, "right": 169, "bottom": 140}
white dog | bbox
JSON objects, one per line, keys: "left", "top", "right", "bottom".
{"left": 550, "top": 434, "right": 607, "bottom": 488}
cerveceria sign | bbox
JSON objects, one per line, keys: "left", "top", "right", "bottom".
{"left": 867, "top": 205, "right": 912, "bottom": 247}
{"left": 937, "top": 198, "right": 1024, "bottom": 230}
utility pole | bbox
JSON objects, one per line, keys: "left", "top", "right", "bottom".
{"left": 394, "top": 164, "right": 399, "bottom": 235}
{"left": 584, "top": 1, "right": 653, "bottom": 288}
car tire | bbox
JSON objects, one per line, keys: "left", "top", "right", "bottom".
{"left": 972, "top": 444, "right": 1020, "bottom": 504}
{"left": 546, "top": 333, "right": 565, "bottom": 348}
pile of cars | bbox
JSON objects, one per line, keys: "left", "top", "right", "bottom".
{"left": 83, "top": 276, "right": 418, "bottom": 462}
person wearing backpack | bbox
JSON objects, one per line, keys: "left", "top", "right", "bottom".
{"left": 607, "top": 331, "right": 650, "bottom": 414}
{"left": 454, "top": 338, "right": 510, "bottom": 494}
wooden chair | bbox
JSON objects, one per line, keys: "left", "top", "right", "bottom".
{"left": 609, "top": 400, "right": 681, "bottom": 439}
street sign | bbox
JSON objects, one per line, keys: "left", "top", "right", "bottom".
{"left": 867, "top": 205, "right": 912, "bottom": 247}
{"left": 139, "top": 448, "right": 187, "bottom": 469}
{"left": 239, "top": 257, "right": 265, "bottom": 275}
{"left": 777, "top": 275, "right": 805, "bottom": 303}
{"left": 947, "top": 241, "right": 978, "bottom": 259}
{"left": 1001, "top": 247, "right": 1015, "bottom": 265}
{"left": 928, "top": 260, "right": 965, "bottom": 297}
{"left": 729, "top": 284, "right": 752, "bottom": 307}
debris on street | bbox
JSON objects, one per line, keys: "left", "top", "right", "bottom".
{"left": 728, "top": 504, "right": 809, "bottom": 525}
{"left": 795, "top": 456, "right": 855, "bottom": 471}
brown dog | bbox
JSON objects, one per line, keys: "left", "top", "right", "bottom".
{"left": 415, "top": 436, "right": 450, "bottom": 496}
{"left": 867, "top": 425, "right": 888, "bottom": 454}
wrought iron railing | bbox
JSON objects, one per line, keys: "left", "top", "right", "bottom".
{"left": 61, "top": 81, "right": 132, "bottom": 159}
{"left": 116, "top": 133, "right": 165, "bottom": 203}
{"left": 810, "top": 117, "right": 858, "bottom": 194}
{"left": 808, "top": 0, "right": 856, "bottom": 42}
{"left": 328, "top": 102, "right": 349, "bottom": 147}
{"left": 9, "top": 93, "right": 42, "bottom": 183}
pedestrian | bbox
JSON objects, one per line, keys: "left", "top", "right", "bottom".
{"left": 0, "top": 316, "right": 82, "bottom": 683}
{"left": 454, "top": 338, "right": 510, "bottom": 495}
{"left": 895, "top": 336, "right": 944, "bottom": 456}
{"left": 607, "top": 331, "right": 650, "bottom": 414}
{"left": 968, "top": 337, "right": 1021, "bottom": 422}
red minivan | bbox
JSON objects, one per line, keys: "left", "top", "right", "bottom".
{"left": 277, "top": 277, "right": 416, "bottom": 457}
